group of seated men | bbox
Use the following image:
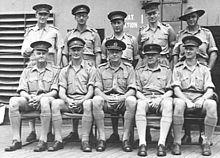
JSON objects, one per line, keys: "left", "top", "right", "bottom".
{"left": 4, "top": 33, "right": 218, "bottom": 157}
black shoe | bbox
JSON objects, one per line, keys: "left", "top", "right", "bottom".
{"left": 81, "top": 141, "right": 92, "bottom": 152}
{"left": 48, "top": 141, "right": 64, "bottom": 152}
{"left": 33, "top": 140, "right": 47, "bottom": 152}
{"left": 47, "top": 132, "right": 55, "bottom": 142}
{"left": 157, "top": 144, "right": 166, "bottom": 156}
{"left": 26, "top": 131, "right": 37, "bottom": 142}
{"left": 137, "top": 144, "right": 147, "bottom": 156}
{"left": 106, "top": 133, "right": 120, "bottom": 143}
{"left": 181, "top": 134, "right": 191, "bottom": 144}
{"left": 199, "top": 135, "right": 213, "bottom": 146}
{"left": 122, "top": 140, "right": 132, "bottom": 152}
{"left": 63, "top": 132, "right": 79, "bottom": 142}
{"left": 171, "top": 143, "right": 181, "bottom": 155}
{"left": 5, "top": 140, "right": 22, "bottom": 152}
{"left": 96, "top": 140, "right": 106, "bottom": 152}
{"left": 201, "top": 142, "right": 211, "bottom": 156}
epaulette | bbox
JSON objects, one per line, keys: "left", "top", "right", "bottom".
{"left": 123, "top": 62, "right": 132, "bottom": 67}
{"left": 98, "top": 62, "right": 108, "bottom": 68}
{"left": 105, "top": 35, "right": 114, "bottom": 40}
{"left": 48, "top": 25, "right": 59, "bottom": 30}
{"left": 160, "top": 63, "right": 170, "bottom": 69}
{"left": 139, "top": 25, "right": 147, "bottom": 31}
{"left": 90, "top": 28, "right": 98, "bottom": 33}
{"left": 161, "top": 22, "right": 170, "bottom": 27}
{"left": 177, "top": 29, "right": 185, "bottom": 34}
{"left": 135, "top": 64, "right": 145, "bottom": 70}
{"left": 200, "top": 27, "right": 211, "bottom": 33}
{"left": 198, "top": 61, "right": 208, "bottom": 67}
{"left": 125, "top": 33, "right": 133, "bottom": 39}
{"left": 174, "top": 62, "right": 184, "bottom": 68}
{"left": 24, "top": 25, "right": 35, "bottom": 34}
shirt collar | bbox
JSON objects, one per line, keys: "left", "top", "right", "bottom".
{"left": 112, "top": 33, "right": 126, "bottom": 40}
{"left": 143, "top": 64, "right": 161, "bottom": 72}
{"left": 69, "top": 59, "right": 86, "bottom": 69}
{"left": 183, "top": 26, "right": 202, "bottom": 34}
{"left": 182, "top": 60, "right": 200, "bottom": 70}
{"left": 74, "top": 26, "right": 92, "bottom": 33}
{"left": 105, "top": 61, "right": 125, "bottom": 71}
{"left": 31, "top": 64, "right": 52, "bottom": 72}
{"left": 33, "top": 25, "right": 49, "bottom": 32}
{"left": 145, "top": 21, "right": 161, "bottom": 31}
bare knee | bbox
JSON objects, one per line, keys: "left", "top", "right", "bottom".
{"left": 161, "top": 97, "right": 173, "bottom": 115}
{"left": 51, "top": 99, "right": 63, "bottom": 113}
{"left": 92, "top": 96, "right": 104, "bottom": 110}
{"left": 204, "top": 99, "right": 217, "bottom": 117}
{"left": 125, "top": 96, "right": 136, "bottom": 110}
{"left": 173, "top": 98, "right": 185, "bottom": 115}
{"left": 83, "top": 99, "right": 92, "bottom": 113}
{"left": 40, "top": 97, "right": 51, "bottom": 112}
{"left": 9, "top": 97, "right": 26, "bottom": 112}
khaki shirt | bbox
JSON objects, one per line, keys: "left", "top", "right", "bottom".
{"left": 101, "top": 33, "right": 138, "bottom": 61}
{"left": 17, "top": 64, "right": 59, "bottom": 95}
{"left": 21, "top": 25, "right": 64, "bottom": 64}
{"left": 172, "top": 61, "right": 215, "bottom": 99}
{"left": 95, "top": 62, "right": 136, "bottom": 95}
{"left": 173, "top": 26, "right": 218, "bottom": 61}
{"left": 63, "top": 26, "right": 101, "bottom": 57}
{"left": 59, "top": 60, "right": 96, "bottom": 99}
{"left": 136, "top": 64, "right": 172, "bottom": 95}
{"left": 137, "top": 22, "right": 176, "bottom": 55}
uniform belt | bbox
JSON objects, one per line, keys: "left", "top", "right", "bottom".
{"left": 144, "top": 91, "right": 162, "bottom": 95}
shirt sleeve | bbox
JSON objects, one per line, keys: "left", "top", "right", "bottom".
{"left": 101, "top": 38, "right": 107, "bottom": 60}
{"left": 17, "top": 69, "right": 29, "bottom": 93}
{"left": 207, "top": 31, "right": 218, "bottom": 54}
{"left": 94, "top": 68, "right": 103, "bottom": 91}
{"left": 58, "top": 68, "right": 67, "bottom": 89}
{"left": 204, "top": 67, "right": 215, "bottom": 90}
{"left": 135, "top": 69, "right": 142, "bottom": 92}
{"left": 94, "top": 32, "right": 102, "bottom": 54}
{"left": 127, "top": 67, "right": 136, "bottom": 91}
{"left": 55, "top": 31, "right": 64, "bottom": 50}
{"left": 87, "top": 66, "right": 97, "bottom": 87}
{"left": 165, "top": 69, "right": 172, "bottom": 90}
{"left": 62, "top": 32, "right": 71, "bottom": 56}
{"left": 21, "top": 29, "right": 33, "bottom": 57}
{"left": 172, "top": 67, "right": 182, "bottom": 88}
{"left": 50, "top": 69, "right": 60, "bottom": 91}
{"left": 132, "top": 36, "right": 139, "bottom": 60}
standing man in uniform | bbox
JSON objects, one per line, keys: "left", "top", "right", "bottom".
{"left": 5, "top": 41, "right": 59, "bottom": 152}
{"left": 92, "top": 39, "right": 136, "bottom": 152}
{"left": 62, "top": 4, "right": 102, "bottom": 67}
{"left": 172, "top": 6, "right": 218, "bottom": 143}
{"left": 21, "top": 4, "right": 64, "bottom": 142}
{"left": 62, "top": 4, "right": 102, "bottom": 142}
{"left": 172, "top": 36, "right": 217, "bottom": 156}
{"left": 137, "top": 1, "right": 176, "bottom": 68}
{"left": 101, "top": 11, "right": 139, "bottom": 143}
{"left": 49, "top": 37, "right": 96, "bottom": 152}
{"left": 135, "top": 44, "right": 173, "bottom": 156}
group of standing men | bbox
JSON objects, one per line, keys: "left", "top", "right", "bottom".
{"left": 4, "top": 1, "right": 219, "bottom": 157}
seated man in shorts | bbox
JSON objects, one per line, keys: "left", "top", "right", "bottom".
{"left": 5, "top": 40, "right": 59, "bottom": 152}
{"left": 50, "top": 37, "right": 96, "bottom": 152}
{"left": 172, "top": 35, "right": 218, "bottom": 156}
{"left": 135, "top": 44, "right": 173, "bottom": 157}
{"left": 92, "top": 39, "right": 137, "bottom": 152}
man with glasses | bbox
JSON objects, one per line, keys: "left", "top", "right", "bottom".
{"left": 62, "top": 4, "right": 102, "bottom": 143}
{"left": 137, "top": 1, "right": 176, "bottom": 68}
{"left": 21, "top": 3, "right": 64, "bottom": 143}
{"left": 101, "top": 11, "right": 139, "bottom": 143}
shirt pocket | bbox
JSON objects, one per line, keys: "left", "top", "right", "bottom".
{"left": 102, "top": 73, "right": 112, "bottom": 89}
{"left": 180, "top": 76, "right": 190, "bottom": 88}
{"left": 156, "top": 75, "right": 167, "bottom": 87}
{"left": 195, "top": 76, "right": 204, "bottom": 90}
{"left": 117, "top": 72, "right": 128, "bottom": 89}
{"left": 42, "top": 73, "right": 53, "bottom": 92}
{"left": 156, "top": 33, "right": 168, "bottom": 47}
{"left": 28, "top": 76, "right": 38, "bottom": 93}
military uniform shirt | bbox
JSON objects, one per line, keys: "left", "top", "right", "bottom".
{"left": 63, "top": 26, "right": 101, "bottom": 57}
{"left": 21, "top": 25, "right": 64, "bottom": 64}
{"left": 136, "top": 64, "right": 172, "bottom": 95}
{"left": 173, "top": 26, "right": 218, "bottom": 61}
{"left": 101, "top": 33, "right": 138, "bottom": 61}
{"left": 137, "top": 22, "right": 176, "bottom": 55}
{"left": 17, "top": 65, "right": 59, "bottom": 95}
{"left": 59, "top": 60, "right": 96, "bottom": 98}
{"left": 172, "top": 61, "right": 215, "bottom": 93}
{"left": 95, "top": 62, "right": 136, "bottom": 95}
